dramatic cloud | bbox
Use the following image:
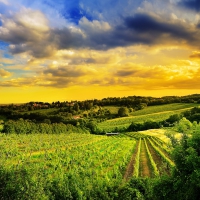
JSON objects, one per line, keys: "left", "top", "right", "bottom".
{"left": 58, "top": 12, "right": 199, "bottom": 50}
{"left": 43, "top": 64, "right": 96, "bottom": 78}
{"left": 123, "top": 13, "right": 197, "bottom": 45}
{"left": 178, "top": 0, "right": 200, "bottom": 12}
{"left": 0, "top": 8, "right": 57, "bottom": 58}
{"left": 0, "top": 68, "right": 12, "bottom": 78}
{"left": 190, "top": 51, "right": 200, "bottom": 59}
{"left": 1, "top": 6, "right": 199, "bottom": 60}
{"left": 0, "top": 0, "right": 200, "bottom": 103}
{"left": 114, "top": 65, "right": 168, "bottom": 79}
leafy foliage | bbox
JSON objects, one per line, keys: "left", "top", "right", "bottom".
{"left": 3, "top": 119, "right": 89, "bottom": 134}
{"left": 118, "top": 178, "right": 153, "bottom": 200}
{"left": 118, "top": 107, "right": 129, "bottom": 117}
{"left": 152, "top": 119, "right": 200, "bottom": 200}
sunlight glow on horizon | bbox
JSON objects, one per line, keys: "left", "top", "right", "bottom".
{"left": 0, "top": 0, "right": 200, "bottom": 103}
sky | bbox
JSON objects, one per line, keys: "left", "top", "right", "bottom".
{"left": 0, "top": 0, "right": 200, "bottom": 103}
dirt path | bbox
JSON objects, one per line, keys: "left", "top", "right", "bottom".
{"left": 139, "top": 139, "right": 151, "bottom": 177}
{"left": 123, "top": 140, "right": 139, "bottom": 181}
{"left": 146, "top": 140, "right": 170, "bottom": 175}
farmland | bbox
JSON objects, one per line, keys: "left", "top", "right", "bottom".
{"left": 0, "top": 99, "right": 200, "bottom": 199}
{"left": 0, "top": 130, "right": 175, "bottom": 199}
{"left": 98, "top": 103, "right": 198, "bottom": 132}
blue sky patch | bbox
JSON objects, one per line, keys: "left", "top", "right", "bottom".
{"left": 0, "top": 41, "right": 9, "bottom": 50}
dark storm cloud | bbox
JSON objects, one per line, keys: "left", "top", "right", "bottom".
{"left": 124, "top": 13, "right": 194, "bottom": 41}
{"left": 43, "top": 67, "right": 86, "bottom": 77}
{"left": 1, "top": 10, "right": 199, "bottom": 58}
{"left": 55, "top": 14, "right": 196, "bottom": 50}
{"left": 53, "top": 28, "right": 85, "bottom": 49}
{"left": 178, "top": 0, "right": 200, "bottom": 12}
{"left": 75, "top": 13, "right": 197, "bottom": 50}
{"left": 43, "top": 65, "right": 96, "bottom": 78}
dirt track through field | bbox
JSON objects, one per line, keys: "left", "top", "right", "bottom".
{"left": 123, "top": 140, "right": 139, "bottom": 181}
{"left": 139, "top": 139, "right": 151, "bottom": 177}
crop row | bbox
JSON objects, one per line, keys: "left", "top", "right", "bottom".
{"left": 133, "top": 138, "right": 141, "bottom": 177}
{"left": 0, "top": 134, "right": 107, "bottom": 159}
{"left": 147, "top": 138, "right": 175, "bottom": 168}
{"left": 150, "top": 136, "right": 172, "bottom": 155}
{"left": 0, "top": 133, "right": 138, "bottom": 199}
{"left": 124, "top": 133, "right": 174, "bottom": 178}
{"left": 144, "top": 139, "right": 159, "bottom": 176}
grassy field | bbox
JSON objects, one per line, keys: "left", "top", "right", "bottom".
{"left": 98, "top": 103, "right": 198, "bottom": 132}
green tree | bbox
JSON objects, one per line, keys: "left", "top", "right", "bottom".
{"left": 166, "top": 114, "right": 181, "bottom": 125}
{"left": 73, "top": 103, "right": 80, "bottom": 112}
{"left": 43, "top": 119, "right": 51, "bottom": 124}
{"left": 85, "top": 121, "right": 102, "bottom": 134}
{"left": 154, "top": 118, "right": 200, "bottom": 200}
{"left": 118, "top": 107, "right": 129, "bottom": 117}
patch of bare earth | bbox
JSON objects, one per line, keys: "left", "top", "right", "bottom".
{"left": 123, "top": 140, "right": 139, "bottom": 181}
{"left": 139, "top": 139, "right": 151, "bottom": 177}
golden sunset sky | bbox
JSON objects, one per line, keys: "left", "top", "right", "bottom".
{"left": 0, "top": 0, "right": 200, "bottom": 103}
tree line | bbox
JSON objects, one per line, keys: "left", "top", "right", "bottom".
{"left": 2, "top": 107, "right": 200, "bottom": 135}
{"left": 1, "top": 94, "right": 199, "bottom": 113}
{"left": 2, "top": 119, "right": 89, "bottom": 134}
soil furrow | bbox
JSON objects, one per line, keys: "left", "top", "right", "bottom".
{"left": 123, "top": 141, "right": 139, "bottom": 181}
{"left": 139, "top": 139, "right": 151, "bottom": 177}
